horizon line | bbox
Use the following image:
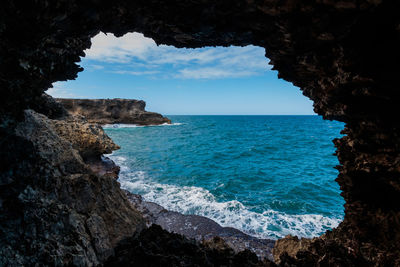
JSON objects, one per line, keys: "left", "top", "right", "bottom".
{"left": 164, "top": 114, "right": 318, "bottom": 116}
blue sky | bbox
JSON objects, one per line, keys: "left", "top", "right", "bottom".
{"left": 47, "top": 32, "right": 314, "bottom": 115}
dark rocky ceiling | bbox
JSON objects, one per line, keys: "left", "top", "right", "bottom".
{"left": 1, "top": 0, "right": 399, "bottom": 265}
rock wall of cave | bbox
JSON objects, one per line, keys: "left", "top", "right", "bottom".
{"left": 1, "top": 0, "right": 399, "bottom": 265}
{"left": 0, "top": 95, "right": 146, "bottom": 265}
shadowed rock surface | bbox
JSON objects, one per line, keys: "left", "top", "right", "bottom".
{"left": 106, "top": 224, "right": 275, "bottom": 267}
{"left": 126, "top": 192, "right": 275, "bottom": 261}
{"left": 1, "top": 0, "right": 400, "bottom": 265}
{"left": 57, "top": 98, "right": 171, "bottom": 125}
{"left": 0, "top": 95, "right": 146, "bottom": 265}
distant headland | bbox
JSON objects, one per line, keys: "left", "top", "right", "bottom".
{"left": 56, "top": 98, "right": 171, "bottom": 126}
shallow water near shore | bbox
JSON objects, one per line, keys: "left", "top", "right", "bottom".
{"left": 104, "top": 115, "right": 345, "bottom": 239}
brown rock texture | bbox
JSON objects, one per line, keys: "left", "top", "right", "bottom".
{"left": 1, "top": 0, "right": 400, "bottom": 265}
{"left": 273, "top": 236, "right": 312, "bottom": 264}
{"left": 57, "top": 98, "right": 171, "bottom": 125}
{"left": 52, "top": 115, "right": 120, "bottom": 159}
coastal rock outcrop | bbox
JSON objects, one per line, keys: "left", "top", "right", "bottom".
{"left": 57, "top": 98, "right": 171, "bottom": 125}
{"left": 52, "top": 115, "right": 120, "bottom": 159}
{"left": 1, "top": 0, "right": 400, "bottom": 265}
{"left": 0, "top": 95, "right": 146, "bottom": 265}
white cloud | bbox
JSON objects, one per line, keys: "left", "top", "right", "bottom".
{"left": 86, "top": 64, "right": 105, "bottom": 71}
{"left": 110, "top": 70, "right": 160, "bottom": 75}
{"left": 152, "top": 48, "right": 221, "bottom": 65}
{"left": 46, "top": 82, "right": 82, "bottom": 98}
{"left": 177, "top": 67, "right": 256, "bottom": 79}
{"left": 85, "top": 32, "right": 156, "bottom": 63}
{"left": 84, "top": 32, "right": 270, "bottom": 79}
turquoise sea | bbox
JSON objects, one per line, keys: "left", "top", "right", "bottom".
{"left": 104, "top": 115, "right": 345, "bottom": 239}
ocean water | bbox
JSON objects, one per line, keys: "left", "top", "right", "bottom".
{"left": 104, "top": 115, "right": 345, "bottom": 240}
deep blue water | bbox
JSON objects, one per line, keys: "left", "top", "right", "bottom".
{"left": 104, "top": 115, "right": 345, "bottom": 239}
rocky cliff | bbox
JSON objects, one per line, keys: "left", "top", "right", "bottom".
{"left": 1, "top": 0, "right": 400, "bottom": 266}
{"left": 0, "top": 95, "right": 146, "bottom": 265}
{"left": 57, "top": 98, "right": 171, "bottom": 125}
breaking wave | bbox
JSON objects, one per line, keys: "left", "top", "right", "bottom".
{"left": 111, "top": 155, "right": 341, "bottom": 240}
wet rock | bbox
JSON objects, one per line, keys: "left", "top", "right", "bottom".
{"left": 126, "top": 192, "right": 275, "bottom": 261}
{"left": 86, "top": 156, "right": 121, "bottom": 179}
{"left": 57, "top": 98, "right": 171, "bottom": 125}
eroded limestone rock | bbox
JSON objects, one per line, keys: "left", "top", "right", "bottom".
{"left": 57, "top": 98, "right": 171, "bottom": 125}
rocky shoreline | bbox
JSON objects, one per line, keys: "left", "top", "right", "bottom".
{"left": 92, "top": 147, "right": 275, "bottom": 260}
{"left": 0, "top": 94, "right": 274, "bottom": 266}
{"left": 125, "top": 191, "right": 275, "bottom": 261}
{"left": 0, "top": 94, "right": 272, "bottom": 266}
{"left": 56, "top": 98, "right": 171, "bottom": 126}
{"left": 55, "top": 96, "right": 275, "bottom": 260}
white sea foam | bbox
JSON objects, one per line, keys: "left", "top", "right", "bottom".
{"left": 111, "top": 155, "right": 342, "bottom": 240}
{"left": 103, "top": 122, "right": 183, "bottom": 129}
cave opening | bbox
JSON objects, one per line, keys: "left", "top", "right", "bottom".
{"left": 3, "top": 1, "right": 400, "bottom": 265}
{"left": 47, "top": 31, "right": 345, "bottom": 241}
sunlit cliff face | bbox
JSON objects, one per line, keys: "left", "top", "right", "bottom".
{"left": 1, "top": 0, "right": 400, "bottom": 265}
